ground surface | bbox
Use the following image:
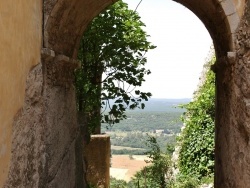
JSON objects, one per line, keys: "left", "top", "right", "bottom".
{"left": 110, "top": 155, "right": 150, "bottom": 182}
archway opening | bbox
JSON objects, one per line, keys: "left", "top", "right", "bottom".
{"left": 42, "top": 0, "right": 245, "bottom": 187}
{"left": 74, "top": 0, "right": 217, "bottom": 186}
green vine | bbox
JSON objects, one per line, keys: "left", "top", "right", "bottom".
{"left": 178, "top": 55, "right": 215, "bottom": 179}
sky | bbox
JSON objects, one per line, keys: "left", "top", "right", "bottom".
{"left": 123, "top": 0, "right": 213, "bottom": 99}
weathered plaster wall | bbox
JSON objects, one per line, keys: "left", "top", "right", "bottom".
{"left": 0, "top": 1, "right": 42, "bottom": 186}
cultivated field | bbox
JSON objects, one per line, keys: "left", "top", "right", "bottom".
{"left": 111, "top": 145, "right": 145, "bottom": 151}
{"left": 110, "top": 155, "right": 150, "bottom": 182}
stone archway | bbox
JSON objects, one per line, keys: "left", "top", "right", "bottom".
{"left": 43, "top": 0, "right": 242, "bottom": 58}
{"left": 43, "top": 1, "right": 248, "bottom": 187}
{"left": 2, "top": 0, "right": 250, "bottom": 187}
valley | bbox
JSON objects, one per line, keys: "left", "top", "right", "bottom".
{"left": 102, "top": 98, "right": 190, "bottom": 181}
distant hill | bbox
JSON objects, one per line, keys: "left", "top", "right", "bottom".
{"left": 102, "top": 98, "right": 191, "bottom": 133}
{"left": 102, "top": 98, "right": 191, "bottom": 152}
{"left": 128, "top": 98, "right": 191, "bottom": 113}
{"left": 102, "top": 98, "right": 190, "bottom": 114}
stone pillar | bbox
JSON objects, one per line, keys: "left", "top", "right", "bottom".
{"left": 214, "top": 2, "right": 250, "bottom": 187}
{"left": 42, "top": 48, "right": 85, "bottom": 187}
{"left": 84, "top": 135, "right": 111, "bottom": 188}
{"left": 4, "top": 48, "right": 85, "bottom": 187}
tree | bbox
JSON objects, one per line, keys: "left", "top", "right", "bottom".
{"left": 178, "top": 55, "right": 215, "bottom": 179}
{"left": 75, "top": 0, "right": 156, "bottom": 134}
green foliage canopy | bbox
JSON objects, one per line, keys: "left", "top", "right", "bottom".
{"left": 75, "top": 0, "right": 155, "bottom": 133}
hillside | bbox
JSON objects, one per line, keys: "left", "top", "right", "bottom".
{"left": 102, "top": 98, "right": 189, "bottom": 131}
{"left": 102, "top": 98, "right": 190, "bottom": 153}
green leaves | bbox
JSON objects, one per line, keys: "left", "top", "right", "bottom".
{"left": 75, "top": 0, "right": 155, "bottom": 132}
{"left": 178, "top": 55, "right": 216, "bottom": 179}
{"left": 130, "top": 135, "right": 172, "bottom": 188}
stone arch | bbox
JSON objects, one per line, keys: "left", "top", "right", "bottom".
{"left": 43, "top": 0, "right": 243, "bottom": 58}
{"left": 174, "top": 0, "right": 242, "bottom": 56}
{"left": 2, "top": 0, "right": 244, "bottom": 187}
{"left": 41, "top": 0, "right": 249, "bottom": 187}
{"left": 2, "top": 0, "right": 249, "bottom": 187}
{"left": 43, "top": 0, "right": 116, "bottom": 58}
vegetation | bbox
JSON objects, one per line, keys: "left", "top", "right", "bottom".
{"left": 110, "top": 131, "right": 176, "bottom": 154}
{"left": 133, "top": 136, "right": 172, "bottom": 188}
{"left": 75, "top": 0, "right": 155, "bottom": 133}
{"left": 111, "top": 136, "right": 173, "bottom": 188}
{"left": 112, "top": 148, "right": 145, "bottom": 155}
{"left": 109, "top": 54, "right": 215, "bottom": 187}
{"left": 104, "top": 111, "right": 184, "bottom": 133}
{"left": 76, "top": 0, "right": 215, "bottom": 185}
{"left": 103, "top": 98, "right": 186, "bottom": 155}
{"left": 178, "top": 55, "right": 215, "bottom": 179}
{"left": 110, "top": 177, "right": 128, "bottom": 188}
{"left": 104, "top": 99, "right": 186, "bottom": 155}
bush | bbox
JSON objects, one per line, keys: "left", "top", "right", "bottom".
{"left": 130, "top": 135, "right": 173, "bottom": 188}
{"left": 110, "top": 177, "right": 128, "bottom": 188}
{"left": 170, "top": 174, "right": 199, "bottom": 188}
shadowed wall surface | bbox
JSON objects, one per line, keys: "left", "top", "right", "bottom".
{"left": 84, "top": 135, "right": 110, "bottom": 188}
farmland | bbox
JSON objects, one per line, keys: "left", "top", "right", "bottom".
{"left": 104, "top": 98, "right": 190, "bottom": 181}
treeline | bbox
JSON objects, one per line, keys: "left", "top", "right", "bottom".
{"left": 110, "top": 132, "right": 176, "bottom": 152}
{"left": 102, "top": 111, "right": 183, "bottom": 133}
{"left": 112, "top": 149, "right": 145, "bottom": 155}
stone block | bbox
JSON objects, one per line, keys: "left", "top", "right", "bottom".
{"left": 221, "top": 0, "right": 236, "bottom": 16}
{"left": 227, "top": 13, "right": 240, "bottom": 34}
{"left": 84, "top": 134, "right": 110, "bottom": 188}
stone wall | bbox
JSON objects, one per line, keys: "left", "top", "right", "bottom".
{"left": 215, "top": 1, "right": 250, "bottom": 187}
{"left": 41, "top": 50, "right": 81, "bottom": 187}
{"left": 3, "top": 63, "right": 45, "bottom": 187}
{"left": 1, "top": 0, "right": 250, "bottom": 187}
{"left": 0, "top": 1, "right": 42, "bottom": 186}
{"left": 3, "top": 49, "right": 84, "bottom": 187}
{"left": 84, "top": 135, "right": 110, "bottom": 188}
{"left": 44, "top": 0, "right": 116, "bottom": 58}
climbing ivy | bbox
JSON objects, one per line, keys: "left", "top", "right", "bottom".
{"left": 178, "top": 55, "right": 215, "bottom": 179}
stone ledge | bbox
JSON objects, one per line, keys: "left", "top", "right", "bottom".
{"left": 41, "top": 48, "right": 55, "bottom": 61}
{"left": 41, "top": 48, "right": 80, "bottom": 69}
{"left": 220, "top": 0, "right": 237, "bottom": 16}
{"left": 227, "top": 51, "right": 237, "bottom": 64}
{"left": 91, "top": 134, "right": 110, "bottom": 138}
